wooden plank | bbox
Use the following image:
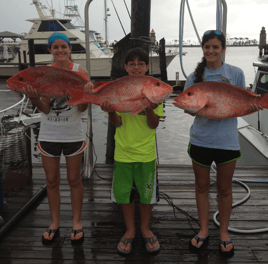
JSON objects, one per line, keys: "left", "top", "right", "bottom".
{"left": 1, "top": 164, "right": 268, "bottom": 263}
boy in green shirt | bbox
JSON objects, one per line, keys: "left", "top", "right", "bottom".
{"left": 100, "top": 47, "right": 163, "bottom": 254}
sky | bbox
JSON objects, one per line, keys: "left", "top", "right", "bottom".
{"left": 1, "top": 0, "right": 267, "bottom": 44}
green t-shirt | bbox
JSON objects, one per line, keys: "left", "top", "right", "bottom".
{"left": 114, "top": 104, "right": 164, "bottom": 162}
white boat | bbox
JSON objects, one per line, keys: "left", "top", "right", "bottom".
{"left": 237, "top": 61, "right": 268, "bottom": 166}
{"left": 0, "top": 0, "right": 179, "bottom": 79}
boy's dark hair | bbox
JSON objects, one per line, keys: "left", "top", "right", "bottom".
{"left": 194, "top": 30, "right": 226, "bottom": 83}
{"left": 124, "top": 47, "right": 149, "bottom": 65}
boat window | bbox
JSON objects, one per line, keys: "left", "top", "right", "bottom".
{"left": 34, "top": 44, "right": 50, "bottom": 54}
{"left": 38, "top": 21, "right": 65, "bottom": 32}
{"left": 256, "top": 70, "right": 268, "bottom": 95}
{"left": 32, "top": 44, "right": 86, "bottom": 54}
{"left": 59, "top": 20, "right": 76, "bottom": 30}
{"left": 71, "top": 44, "right": 86, "bottom": 53}
{"left": 89, "top": 32, "right": 96, "bottom": 41}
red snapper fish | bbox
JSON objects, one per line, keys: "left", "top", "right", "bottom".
{"left": 173, "top": 81, "right": 268, "bottom": 119}
{"left": 67, "top": 75, "right": 173, "bottom": 115}
{"left": 6, "top": 66, "right": 90, "bottom": 98}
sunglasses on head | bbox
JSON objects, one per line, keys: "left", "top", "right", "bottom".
{"left": 204, "top": 30, "right": 223, "bottom": 36}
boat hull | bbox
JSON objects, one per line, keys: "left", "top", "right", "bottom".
{"left": 237, "top": 117, "right": 268, "bottom": 166}
{"left": 0, "top": 54, "right": 176, "bottom": 78}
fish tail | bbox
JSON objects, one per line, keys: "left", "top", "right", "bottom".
{"left": 261, "top": 93, "right": 268, "bottom": 109}
{"left": 67, "top": 89, "right": 87, "bottom": 105}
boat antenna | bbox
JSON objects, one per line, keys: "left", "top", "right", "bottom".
{"left": 123, "top": 0, "right": 131, "bottom": 19}
{"left": 32, "top": 0, "right": 47, "bottom": 19}
{"left": 111, "top": 0, "right": 126, "bottom": 35}
{"left": 64, "top": 0, "right": 85, "bottom": 30}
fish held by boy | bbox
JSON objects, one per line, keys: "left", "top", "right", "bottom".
{"left": 67, "top": 75, "right": 173, "bottom": 115}
{"left": 173, "top": 81, "right": 268, "bottom": 120}
{"left": 6, "top": 66, "right": 90, "bottom": 98}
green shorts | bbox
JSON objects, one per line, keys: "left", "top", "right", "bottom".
{"left": 110, "top": 160, "right": 159, "bottom": 205}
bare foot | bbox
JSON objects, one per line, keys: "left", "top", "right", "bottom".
{"left": 220, "top": 233, "right": 233, "bottom": 252}
{"left": 119, "top": 230, "right": 135, "bottom": 251}
{"left": 190, "top": 230, "right": 209, "bottom": 248}
{"left": 141, "top": 229, "right": 158, "bottom": 250}
{"left": 71, "top": 222, "right": 83, "bottom": 241}
{"left": 43, "top": 223, "right": 59, "bottom": 241}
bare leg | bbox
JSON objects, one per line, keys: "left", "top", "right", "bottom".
{"left": 66, "top": 153, "right": 84, "bottom": 241}
{"left": 217, "top": 161, "right": 236, "bottom": 252}
{"left": 191, "top": 161, "right": 210, "bottom": 248}
{"left": 140, "top": 203, "right": 158, "bottom": 249}
{"left": 42, "top": 155, "right": 61, "bottom": 240}
{"left": 119, "top": 201, "right": 135, "bottom": 251}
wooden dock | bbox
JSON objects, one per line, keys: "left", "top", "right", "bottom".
{"left": 1, "top": 163, "right": 268, "bottom": 263}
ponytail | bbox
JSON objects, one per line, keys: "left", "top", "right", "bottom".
{"left": 193, "top": 57, "right": 206, "bottom": 83}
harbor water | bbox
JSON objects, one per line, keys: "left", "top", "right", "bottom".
{"left": 0, "top": 46, "right": 262, "bottom": 165}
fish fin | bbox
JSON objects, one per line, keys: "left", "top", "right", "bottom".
{"left": 93, "top": 81, "right": 112, "bottom": 88}
{"left": 245, "top": 89, "right": 262, "bottom": 97}
{"left": 173, "top": 93, "right": 209, "bottom": 112}
{"left": 190, "top": 93, "right": 210, "bottom": 112}
{"left": 92, "top": 81, "right": 112, "bottom": 93}
{"left": 67, "top": 89, "right": 88, "bottom": 105}
{"left": 72, "top": 71, "right": 90, "bottom": 82}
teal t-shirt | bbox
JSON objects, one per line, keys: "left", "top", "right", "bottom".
{"left": 184, "top": 63, "right": 246, "bottom": 150}
{"left": 114, "top": 104, "right": 164, "bottom": 162}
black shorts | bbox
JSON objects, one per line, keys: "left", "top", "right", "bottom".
{"left": 188, "top": 143, "right": 241, "bottom": 167}
{"left": 37, "top": 141, "right": 87, "bottom": 157}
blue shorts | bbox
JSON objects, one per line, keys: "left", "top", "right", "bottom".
{"left": 188, "top": 143, "right": 241, "bottom": 167}
{"left": 37, "top": 141, "right": 87, "bottom": 157}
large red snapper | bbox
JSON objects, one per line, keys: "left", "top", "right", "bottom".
{"left": 6, "top": 66, "right": 90, "bottom": 98}
{"left": 173, "top": 81, "right": 268, "bottom": 119}
{"left": 67, "top": 75, "right": 173, "bottom": 115}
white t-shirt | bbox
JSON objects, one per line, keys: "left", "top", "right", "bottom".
{"left": 38, "top": 63, "right": 85, "bottom": 142}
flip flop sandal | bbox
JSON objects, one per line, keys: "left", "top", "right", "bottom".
{"left": 219, "top": 239, "right": 234, "bottom": 257}
{"left": 42, "top": 228, "right": 59, "bottom": 244}
{"left": 189, "top": 235, "right": 209, "bottom": 251}
{"left": 117, "top": 237, "right": 135, "bottom": 255}
{"left": 143, "top": 235, "right": 160, "bottom": 254}
{"left": 71, "top": 228, "right": 84, "bottom": 245}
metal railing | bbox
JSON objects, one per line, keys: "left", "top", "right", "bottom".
{"left": 84, "top": 0, "right": 94, "bottom": 178}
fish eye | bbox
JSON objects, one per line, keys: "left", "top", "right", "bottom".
{"left": 19, "top": 77, "right": 23, "bottom": 82}
{"left": 156, "top": 82, "right": 160, "bottom": 86}
{"left": 187, "top": 92, "right": 191, "bottom": 96}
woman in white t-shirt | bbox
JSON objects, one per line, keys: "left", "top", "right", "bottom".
{"left": 23, "top": 33, "right": 93, "bottom": 245}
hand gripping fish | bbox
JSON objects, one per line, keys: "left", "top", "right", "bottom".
{"left": 6, "top": 66, "right": 90, "bottom": 98}
{"left": 67, "top": 75, "right": 173, "bottom": 115}
{"left": 173, "top": 81, "right": 268, "bottom": 120}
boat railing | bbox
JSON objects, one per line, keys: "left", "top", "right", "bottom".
{"left": 0, "top": 94, "right": 39, "bottom": 126}
{"left": 238, "top": 122, "right": 268, "bottom": 144}
{"left": 247, "top": 125, "right": 268, "bottom": 144}
{"left": 0, "top": 94, "right": 26, "bottom": 120}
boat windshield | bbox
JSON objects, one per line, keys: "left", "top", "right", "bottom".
{"left": 59, "top": 20, "right": 76, "bottom": 30}
{"left": 38, "top": 21, "right": 66, "bottom": 32}
{"left": 256, "top": 70, "right": 268, "bottom": 95}
{"left": 37, "top": 20, "right": 75, "bottom": 32}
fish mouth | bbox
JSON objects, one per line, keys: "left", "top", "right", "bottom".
{"left": 173, "top": 99, "right": 185, "bottom": 107}
{"left": 6, "top": 81, "right": 15, "bottom": 91}
{"left": 163, "top": 93, "right": 171, "bottom": 100}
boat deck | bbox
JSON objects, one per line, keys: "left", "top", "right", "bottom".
{"left": 1, "top": 163, "right": 268, "bottom": 264}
